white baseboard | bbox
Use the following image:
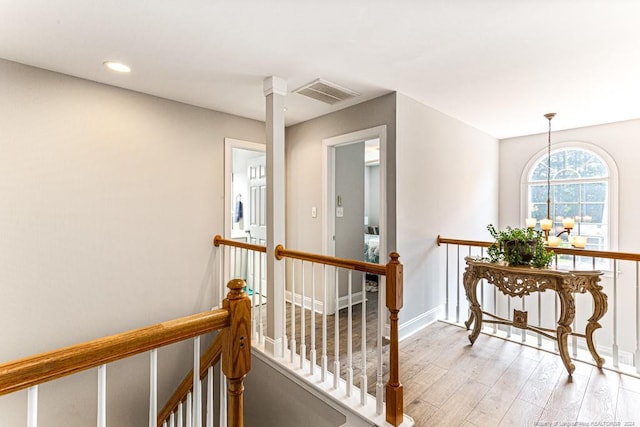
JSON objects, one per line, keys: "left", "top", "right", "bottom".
{"left": 397, "top": 305, "right": 445, "bottom": 341}
{"left": 285, "top": 290, "right": 365, "bottom": 315}
{"left": 263, "top": 336, "right": 284, "bottom": 359}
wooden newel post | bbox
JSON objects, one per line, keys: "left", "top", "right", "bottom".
{"left": 222, "top": 279, "right": 252, "bottom": 427}
{"left": 385, "top": 252, "right": 404, "bottom": 426}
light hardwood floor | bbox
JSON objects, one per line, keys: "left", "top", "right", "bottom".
{"left": 401, "top": 321, "right": 640, "bottom": 426}
{"left": 272, "top": 292, "right": 640, "bottom": 426}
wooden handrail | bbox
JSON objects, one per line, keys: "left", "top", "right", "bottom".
{"left": 274, "top": 245, "right": 388, "bottom": 276}
{"left": 436, "top": 236, "right": 491, "bottom": 249}
{"left": 158, "top": 333, "right": 224, "bottom": 425}
{"left": 437, "top": 235, "right": 640, "bottom": 262}
{"left": 0, "top": 310, "right": 230, "bottom": 396}
{"left": 213, "top": 235, "right": 267, "bottom": 253}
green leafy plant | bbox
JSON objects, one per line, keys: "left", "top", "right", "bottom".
{"left": 486, "top": 224, "right": 553, "bottom": 268}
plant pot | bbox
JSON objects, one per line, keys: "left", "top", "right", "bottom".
{"left": 503, "top": 239, "right": 537, "bottom": 266}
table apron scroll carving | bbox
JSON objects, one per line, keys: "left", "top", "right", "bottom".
{"left": 462, "top": 257, "right": 607, "bottom": 376}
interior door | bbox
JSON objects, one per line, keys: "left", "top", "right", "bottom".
{"left": 248, "top": 155, "right": 267, "bottom": 297}
{"left": 248, "top": 156, "right": 267, "bottom": 246}
{"left": 334, "top": 142, "right": 365, "bottom": 304}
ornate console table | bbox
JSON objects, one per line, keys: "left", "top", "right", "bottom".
{"left": 463, "top": 257, "right": 607, "bottom": 375}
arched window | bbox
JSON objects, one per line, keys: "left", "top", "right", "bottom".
{"left": 522, "top": 142, "right": 618, "bottom": 264}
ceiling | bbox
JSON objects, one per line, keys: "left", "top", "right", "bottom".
{"left": 2, "top": 1, "right": 640, "bottom": 139}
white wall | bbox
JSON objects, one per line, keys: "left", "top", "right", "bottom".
{"left": 499, "top": 118, "right": 640, "bottom": 252}
{"left": 0, "top": 59, "right": 265, "bottom": 425}
{"left": 395, "top": 93, "right": 499, "bottom": 336}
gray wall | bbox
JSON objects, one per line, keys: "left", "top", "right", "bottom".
{"left": 0, "top": 59, "right": 265, "bottom": 426}
{"left": 284, "top": 93, "right": 397, "bottom": 254}
{"left": 395, "top": 93, "right": 499, "bottom": 335}
{"left": 244, "top": 356, "right": 346, "bottom": 427}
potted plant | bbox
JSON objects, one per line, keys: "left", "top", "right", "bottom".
{"left": 486, "top": 224, "right": 553, "bottom": 268}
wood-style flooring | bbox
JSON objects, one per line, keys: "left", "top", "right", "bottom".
{"left": 401, "top": 321, "right": 640, "bottom": 426}
{"left": 268, "top": 290, "right": 640, "bottom": 426}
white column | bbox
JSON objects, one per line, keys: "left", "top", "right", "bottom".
{"left": 263, "top": 76, "right": 287, "bottom": 357}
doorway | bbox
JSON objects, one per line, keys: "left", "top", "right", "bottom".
{"left": 224, "top": 138, "right": 267, "bottom": 301}
{"left": 322, "top": 126, "right": 387, "bottom": 314}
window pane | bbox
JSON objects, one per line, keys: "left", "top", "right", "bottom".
{"left": 530, "top": 184, "right": 548, "bottom": 203}
{"left": 553, "top": 183, "right": 578, "bottom": 202}
{"left": 531, "top": 161, "right": 549, "bottom": 181}
{"left": 581, "top": 182, "right": 607, "bottom": 203}
{"left": 582, "top": 203, "right": 605, "bottom": 224}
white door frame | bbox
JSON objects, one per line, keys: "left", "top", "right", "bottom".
{"left": 322, "top": 125, "right": 387, "bottom": 262}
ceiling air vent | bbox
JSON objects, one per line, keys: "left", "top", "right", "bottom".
{"left": 293, "top": 79, "right": 360, "bottom": 105}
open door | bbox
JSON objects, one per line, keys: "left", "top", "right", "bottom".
{"left": 322, "top": 126, "right": 387, "bottom": 314}
{"left": 224, "top": 138, "right": 267, "bottom": 302}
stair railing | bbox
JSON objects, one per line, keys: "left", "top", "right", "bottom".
{"left": 0, "top": 279, "right": 251, "bottom": 427}
{"left": 213, "top": 235, "right": 405, "bottom": 427}
{"left": 438, "top": 235, "right": 640, "bottom": 377}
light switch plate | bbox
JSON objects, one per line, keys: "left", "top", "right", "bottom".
{"left": 336, "top": 207, "right": 344, "bottom": 217}
{"left": 311, "top": 207, "right": 317, "bottom": 218}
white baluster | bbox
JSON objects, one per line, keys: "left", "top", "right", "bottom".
{"left": 613, "top": 259, "right": 619, "bottom": 368}
{"left": 445, "top": 244, "right": 450, "bottom": 320}
{"left": 217, "top": 244, "right": 223, "bottom": 308}
{"left": 537, "top": 292, "right": 542, "bottom": 347}
{"left": 149, "top": 349, "right": 157, "bottom": 427}
{"left": 250, "top": 250, "right": 257, "bottom": 341}
{"left": 376, "top": 275, "right": 385, "bottom": 415}
{"left": 206, "top": 366, "right": 213, "bottom": 427}
{"left": 218, "top": 363, "right": 227, "bottom": 427}
{"left": 360, "top": 273, "right": 367, "bottom": 406}
{"left": 27, "top": 385, "right": 38, "bottom": 427}
{"left": 480, "top": 247, "right": 485, "bottom": 319}
{"left": 572, "top": 255, "right": 578, "bottom": 357}
{"left": 456, "top": 245, "right": 460, "bottom": 323}
{"left": 282, "top": 251, "right": 288, "bottom": 356}
{"left": 333, "top": 267, "right": 340, "bottom": 390}
{"left": 321, "top": 264, "right": 328, "bottom": 382}
{"left": 521, "top": 298, "right": 526, "bottom": 343}
{"left": 310, "top": 262, "right": 317, "bottom": 376}
{"left": 193, "top": 337, "right": 202, "bottom": 427}
{"left": 291, "top": 259, "right": 297, "bottom": 363}
{"left": 635, "top": 261, "right": 639, "bottom": 374}
{"left": 258, "top": 250, "right": 265, "bottom": 345}
{"left": 554, "top": 291, "right": 559, "bottom": 352}
{"left": 346, "top": 270, "right": 353, "bottom": 397}
{"left": 186, "top": 392, "right": 192, "bottom": 427}
{"left": 169, "top": 412, "right": 175, "bottom": 427}
{"left": 178, "top": 402, "right": 184, "bottom": 427}
{"left": 97, "top": 364, "right": 106, "bottom": 427}
{"left": 300, "top": 262, "right": 306, "bottom": 369}
{"left": 493, "top": 285, "right": 497, "bottom": 334}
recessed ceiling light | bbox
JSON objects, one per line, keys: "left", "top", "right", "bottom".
{"left": 103, "top": 61, "right": 131, "bottom": 73}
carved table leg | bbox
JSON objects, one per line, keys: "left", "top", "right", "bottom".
{"left": 586, "top": 283, "right": 608, "bottom": 368}
{"left": 463, "top": 269, "right": 482, "bottom": 345}
{"left": 557, "top": 288, "right": 576, "bottom": 375}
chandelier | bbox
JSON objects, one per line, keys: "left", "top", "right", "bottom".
{"left": 525, "top": 113, "right": 587, "bottom": 249}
